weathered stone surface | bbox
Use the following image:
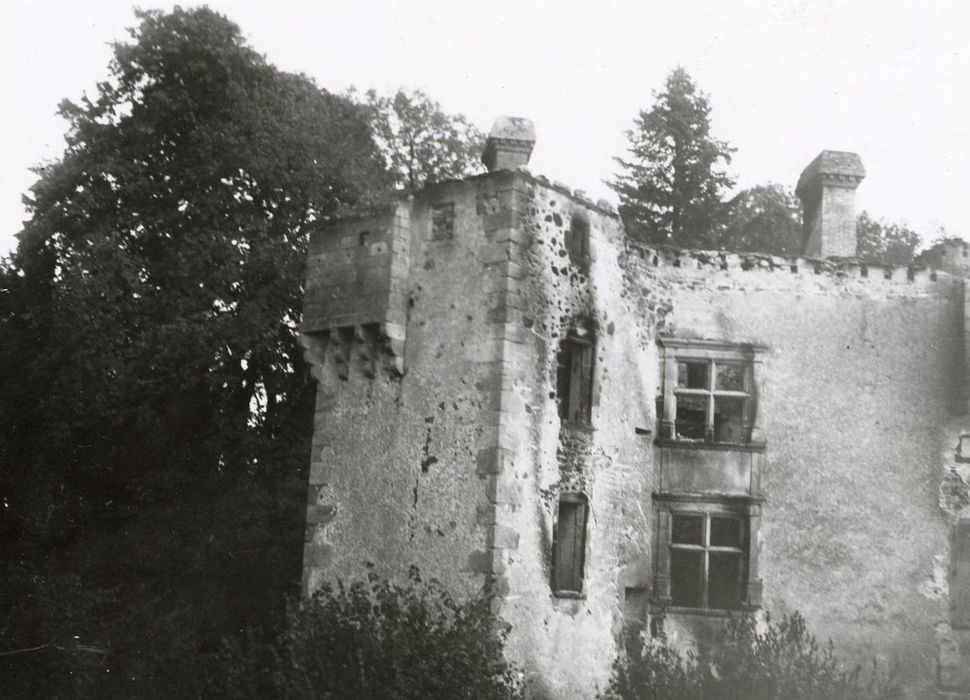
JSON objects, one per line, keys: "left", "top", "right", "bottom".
{"left": 299, "top": 153, "right": 967, "bottom": 699}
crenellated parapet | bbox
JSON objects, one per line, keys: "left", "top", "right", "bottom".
{"left": 626, "top": 242, "right": 953, "bottom": 289}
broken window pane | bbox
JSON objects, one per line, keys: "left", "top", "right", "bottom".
{"left": 709, "top": 552, "right": 743, "bottom": 609}
{"left": 671, "top": 514, "right": 704, "bottom": 545}
{"left": 713, "top": 396, "right": 746, "bottom": 443}
{"left": 715, "top": 362, "right": 746, "bottom": 391}
{"left": 675, "top": 394, "right": 707, "bottom": 440}
{"left": 710, "top": 516, "right": 742, "bottom": 547}
{"left": 670, "top": 550, "right": 703, "bottom": 607}
{"left": 677, "top": 360, "right": 709, "bottom": 389}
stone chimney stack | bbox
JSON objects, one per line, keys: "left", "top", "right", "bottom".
{"left": 482, "top": 116, "right": 536, "bottom": 172}
{"left": 795, "top": 151, "right": 865, "bottom": 258}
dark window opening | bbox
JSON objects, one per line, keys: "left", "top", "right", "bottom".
{"left": 432, "top": 202, "right": 455, "bottom": 240}
{"left": 566, "top": 218, "right": 590, "bottom": 267}
{"left": 678, "top": 361, "right": 708, "bottom": 389}
{"left": 553, "top": 496, "right": 588, "bottom": 594}
{"left": 669, "top": 512, "right": 748, "bottom": 610}
{"left": 557, "top": 333, "right": 595, "bottom": 425}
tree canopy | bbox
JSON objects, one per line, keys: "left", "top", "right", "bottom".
{"left": 0, "top": 7, "right": 390, "bottom": 696}
{"left": 363, "top": 88, "right": 485, "bottom": 192}
{"left": 855, "top": 211, "right": 922, "bottom": 265}
{"left": 720, "top": 183, "right": 803, "bottom": 256}
{"left": 610, "top": 67, "right": 735, "bottom": 247}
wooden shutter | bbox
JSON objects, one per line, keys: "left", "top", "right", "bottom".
{"left": 952, "top": 518, "right": 970, "bottom": 627}
{"left": 554, "top": 498, "right": 588, "bottom": 593}
{"left": 559, "top": 335, "right": 594, "bottom": 425}
{"left": 568, "top": 343, "right": 584, "bottom": 422}
{"left": 578, "top": 343, "right": 593, "bottom": 423}
{"left": 556, "top": 343, "right": 571, "bottom": 420}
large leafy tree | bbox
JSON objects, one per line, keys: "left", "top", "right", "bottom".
{"left": 720, "top": 183, "right": 803, "bottom": 256}
{"left": 364, "top": 88, "right": 485, "bottom": 192}
{"left": 856, "top": 211, "right": 922, "bottom": 265}
{"left": 610, "top": 67, "right": 735, "bottom": 247}
{"left": 0, "top": 8, "right": 388, "bottom": 697}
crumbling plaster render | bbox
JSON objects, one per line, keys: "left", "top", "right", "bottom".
{"left": 300, "top": 145, "right": 970, "bottom": 697}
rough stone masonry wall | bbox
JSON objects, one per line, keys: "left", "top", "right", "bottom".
{"left": 300, "top": 165, "right": 967, "bottom": 698}
{"left": 489, "top": 177, "right": 651, "bottom": 699}
{"left": 622, "top": 247, "right": 962, "bottom": 699}
{"left": 301, "top": 174, "right": 534, "bottom": 596}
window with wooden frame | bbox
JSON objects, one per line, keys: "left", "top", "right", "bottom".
{"left": 657, "top": 339, "right": 765, "bottom": 446}
{"left": 653, "top": 496, "right": 762, "bottom": 612}
{"left": 552, "top": 494, "right": 588, "bottom": 596}
{"left": 557, "top": 331, "right": 595, "bottom": 426}
{"left": 670, "top": 511, "right": 748, "bottom": 609}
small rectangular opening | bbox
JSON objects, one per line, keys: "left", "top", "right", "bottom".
{"left": 677, "top": 361, "right": 709, "bottom": 389}
{"left": 553, "top": 496, "right": 588, "bottom": 594}
{"left": 431, "top": 202, "right": 455, "bottom": 240}
{"left": 567, "top": 218, "right": 590, "bottom": 267}
{"left": 557, "top": 334, "right": 595, "bottom": 425}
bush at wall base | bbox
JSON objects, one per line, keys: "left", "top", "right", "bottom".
{"left": 602, "top": 611, "right": 897, "bottom": 700}
{"left": 213, "top": 565, "right": 524, "bottom": 700}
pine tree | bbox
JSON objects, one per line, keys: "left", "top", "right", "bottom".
{"left": 610, "top": 68, "right": 735, "bottom": 247}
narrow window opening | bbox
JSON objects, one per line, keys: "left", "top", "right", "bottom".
{"left": 431, "top": 202, "right": 455, "bottom": 241}
{"left": 552, "top": 495, "right": 588, "bottom": 595}
{"left": 557, "top": 333, "right": 595, "bottom": 425}
{"left": 567, "top": 218, "right": 590, "bottom": 267}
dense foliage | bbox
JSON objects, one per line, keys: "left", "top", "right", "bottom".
{"left": 216, "top": 567, "right": 523, "bottom": 699}
{"left": 0, "top": 7, "right": 390, "bottom": 697}
{"left": 720, "top": 183, "right": 803, "bottom": 256}
{"left": 0, "top": 6, "right": 493, "bottom": 697}
{"left": 610, "top": 67, "right": 735, "bottom": 247}
{"left": 856, "top": 211, "right": 922, "bottom": 264}
{"left": 363, "top": 88, "right": 485, "bottom": 192}
{"left": 603, "top": 612, "right": 896, "bottom": 700}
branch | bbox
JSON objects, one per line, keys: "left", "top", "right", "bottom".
{"left": 0, "top": 642, "right": 109, "bottom": 657}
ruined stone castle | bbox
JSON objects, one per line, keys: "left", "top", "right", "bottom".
{"left": 298, "top": 116, "right": 970, "bottom": 698}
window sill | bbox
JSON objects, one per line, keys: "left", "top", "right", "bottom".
{"left": 560, "top": 421, "right": 594, "bottom": 434}
{"left": 658, "top": 605, "right": 758, "bottom": 618}
{"left": 552, "top": 590, "right": 586, "bottom": 600}
{"left": 655, "top": 438, "right": 766, "bottom": 453}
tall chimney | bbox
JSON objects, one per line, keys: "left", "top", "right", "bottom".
{"left": 482, "top": 116, "right": 536, "bottom": 172}
{"left": 795, "top": 150, "right": 865, "bottom": 258}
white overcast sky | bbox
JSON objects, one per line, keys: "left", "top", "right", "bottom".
{"left": 2, "top": 0, "right": 969, "bottom": 257}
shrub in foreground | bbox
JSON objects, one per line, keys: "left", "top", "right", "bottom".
{"left": 603, "top": 611, "right": 896, "bottom": 700}
{"left": 214, "top": 566, "right": 523, "bottom": 699}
